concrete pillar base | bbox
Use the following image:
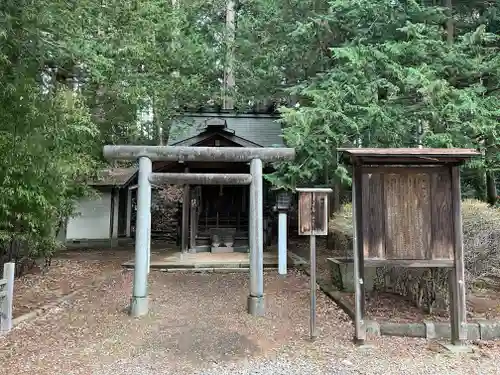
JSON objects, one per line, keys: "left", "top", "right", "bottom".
{"left": 247, "top": 295, "right": 265, "bottom": 316}
{"left": 440, "top": 343, "right": 473, "bottom": 353}
{"left": 129, "top": 296, "right": 148, "bottom": 317}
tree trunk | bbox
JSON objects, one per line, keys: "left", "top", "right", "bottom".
{"left": 485, "top": 136, "right": 497, "bottom": 206}
{"left": 486, "top": 171, "right": 497, "bottom": 206}
{"left": 445, "top": 0, "right": 454, "bottom": 44}
{"left": 153, "top": 97, "right": 163, "bottom": 146}
{"left": 223, "top": 0, "right": 236, "bottom": 110}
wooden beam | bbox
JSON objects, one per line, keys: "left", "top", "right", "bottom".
{"left": 223, "top": 0, "right": 235, "bottom": 110}
{"left": 445, "top": 0, "right": 454, "bottom": 44}
{"left": 103, "top": 145, "right": 295, "bottom": 162}
{"left": 150, "top": 173, "right": 252, "bottom": 185}
{"left": 126, "top": 188, "right": 132, "bottom": 237}
{"left": 363, "top": 259, "right": 454, "bottom": 268}
{"left": 450, "top": 165, "right": 467, "bottom": 345}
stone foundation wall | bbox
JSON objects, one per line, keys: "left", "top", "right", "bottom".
{"left": 376, "top": 267, "right": 450, "bottom": 312}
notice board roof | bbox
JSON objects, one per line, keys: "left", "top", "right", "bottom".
{"left": 341, "top": 148, "right": 481, "bottom": 165}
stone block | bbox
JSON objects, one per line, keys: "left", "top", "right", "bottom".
{"left": 328, "top": 257, "right": 379, "bottom": 292}
{"left": 365, "top": 320, "right": 381, "bottom": 336}
{"left": 211, "top": 246, "right": 234, "bottom": 254}
{"left": 434, "top": 322, "right": 452, "bottom": 339}
{"left": 379, "top": 322, "right": 426, "bottom": 337}
{"left": 424, "top": 321, "right": 436, "bottom": 339}
{"left": 467, "top": 323, "right": 481, "bottom": 340}
{"left": 439, "top": 343, "right": 473, "bottom": 354}
{"left": 478, "top": 320, "right": 500, "bottom": 340}
{"left": 210, "top": 228, "right": 236, "bottom": 253}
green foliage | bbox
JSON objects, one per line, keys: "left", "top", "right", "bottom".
{"left": 235, "top": 0, "right": 333, "bottom": 105}
{"left": 51, "top": 0, "right": 227, "bottom": 145}
{"left": 262, "top": 0, "right": 500, "bottom": 189}
{"left": 328, "top": 203, "right": 353, "bottom": 237}
{"left": 0, "top": 86, "right": 99, "bottom": 260}
{"left": 0, "top": 1, "right": 99, "bottom": 263}
{"left": 0, "top": 0, "right": 229, "bottom": 265}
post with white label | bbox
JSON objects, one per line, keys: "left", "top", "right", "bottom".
{"left": 275, "top": 189, "right": 292, "bottom": 275}
{"left": 296, "top": 187, "right": 332, "bottom": 341}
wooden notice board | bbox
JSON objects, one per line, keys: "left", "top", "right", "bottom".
{"left": 341, "top": 147, "right": 480, "bottom": 346}
{"left": 297, "top": 188, "right": 331, "bottom": 236}
{"left": 360, "top": 167, "right": 454, "bottom": 261}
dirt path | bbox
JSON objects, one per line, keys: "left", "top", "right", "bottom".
{"left": 12, "top": 249, "right": 132, "bottom": 318}
{"left": 0, "top": 269, "right": 499, "bottom": 375}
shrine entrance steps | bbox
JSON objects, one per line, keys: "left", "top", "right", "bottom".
{"left": 122, "top": 249, "right": 306, "bottom": 271}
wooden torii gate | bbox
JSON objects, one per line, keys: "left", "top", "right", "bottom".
{"left": 103, "top": 145, "right": 295, "bottom": 317}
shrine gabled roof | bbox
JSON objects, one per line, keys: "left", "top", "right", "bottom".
{"left": 341, "top": 148, "right": 481, "bottom": 165}
{"left": 87, "top": 167, "right": 137, "bottom": 187}
{"left": 170, "top": 129, "right": 262, "bottom": 148}
{"left": 167, "top": 112, "right": 285, "bottom": 148}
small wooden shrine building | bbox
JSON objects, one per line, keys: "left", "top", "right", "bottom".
{"left": 125, "top": 112, "right": 286, "bottom": 252}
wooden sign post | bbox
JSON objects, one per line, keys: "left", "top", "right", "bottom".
{"left": 341, "top": 148, "right": 480, "bottom": 347}
{"left": 296, "top": 187, "right": 332, "bottom": 340}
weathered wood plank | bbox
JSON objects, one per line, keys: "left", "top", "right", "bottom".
{"left": 361, "top": 172, "right": 385, "bottom": 259}
{"left": 189, "top": 195, "right": 197, "bottom": 251}
{"left": 384, "top": 173, "right": 399, "bottom": 259}
{"left": 312, "top": 193, "right": 328, "bottom": 236}
{"left": 297, "top": 189, "right": 331, "bottom": 237}
{"left": 363, "top": 259, "right": 454, "bottom": 268}
{"left": 383, "top": 171, "right": 431, "bottom": 260}
{"left": 413, "top": 172, "right": 432, "bottom": 259}
{"left": 362, "top": 166, "right": 446, "bottom": 174}
{"left": 342, "top": 148, "right": 480, "bottom": 166}
{"left": 298, "top": 193, "right": 312, "bottom": 236}
{"left": 430, "top": 169, "right": 454, "bottom": 260}
{"left": 181, "top": 171, "right": 190, "bottom": 252}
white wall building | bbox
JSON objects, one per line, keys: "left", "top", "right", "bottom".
{"left": 60, "top": 168, "right": 137, "bottom": 247}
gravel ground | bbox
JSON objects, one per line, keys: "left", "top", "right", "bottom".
{"left": 13, "top": 249, "right": 131, "bottom": 317}
{"left": 1, "top": 268, "right": 500, "bottom": 375}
